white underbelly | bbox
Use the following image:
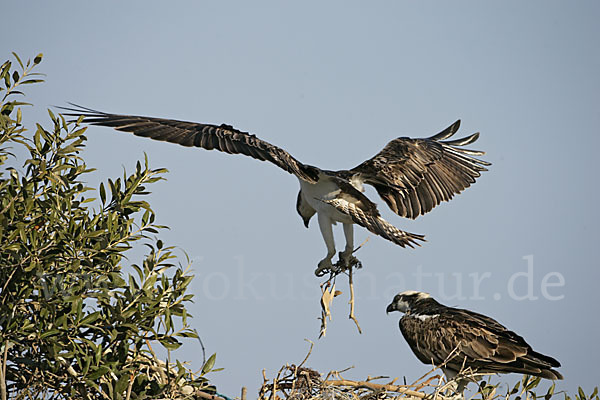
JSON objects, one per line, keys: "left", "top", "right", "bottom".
{"left": 298, "top": 178, "right": 353, "bottom": 224}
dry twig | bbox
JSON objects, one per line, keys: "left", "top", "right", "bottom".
{"left": 323, "top": 379, "right": 430, "bottom": 399}
{"left": 347, "top": 265, "right": 362, "bottom": 334}
{"left": 317, "top": 238, "right": 369, "bottom": 337}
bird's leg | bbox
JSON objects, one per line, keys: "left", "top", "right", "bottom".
{"left": 341, "top": 223, "right": 354, "bottom": 259}
{"left": 314, "top": 213, "right": 336, "bottom": 276}
{"left": 338, "top": 223, "right": 360, "bottom": 270}
{"left": 339, "top": 223, "right": 358, "bottom": 266}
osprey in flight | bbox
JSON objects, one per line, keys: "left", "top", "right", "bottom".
{"left": 62, "top": 105, "right": 489, "bottom": 275}
{"left": 387, "top": 291, "right": 563, "bottom": 389}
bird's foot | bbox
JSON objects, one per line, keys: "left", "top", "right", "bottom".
{"left": 314, "top": 258, "right": 334, "bottom": 277}
{"left": 315, "top": 252, "right": 362, "bottom": 277}
{"left": 333, "top": 251, "right": 362, "bottom": 272}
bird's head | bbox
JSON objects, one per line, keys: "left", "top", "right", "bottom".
{"left": 386, "top": 290, "right": 432, "bottom": 314}
{"left": 296, "top": 190, "right": 315, "bottom": 228}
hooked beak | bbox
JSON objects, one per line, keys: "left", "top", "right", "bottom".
{"left": 386, "top": 302, "right": 396, "bottom": 314}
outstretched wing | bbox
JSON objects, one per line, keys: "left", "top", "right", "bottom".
{"left": 321, "top": 178, "right": 425, "bottom": 248}
{"left": 59, "top": 104, "right": 319, "bottom": 183}
{"left": 351, "top": 120, "right": 490, "bottom": 219}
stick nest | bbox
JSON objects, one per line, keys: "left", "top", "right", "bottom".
{"left": 258, "top": 342, "right": 450, "bottom": 400}
{"left": 255, "top": 343, "right": 542, "bottom": 400}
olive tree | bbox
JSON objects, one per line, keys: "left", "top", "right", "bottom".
{"left": 0, "top": 53, "right": 216, "bottom": 400}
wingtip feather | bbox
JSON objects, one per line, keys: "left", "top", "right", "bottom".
{"left": 428, "top": 120, "right": 461, "bottom": 141}
{"left": 442, "top": 131, "right": 480, "bottom": 147}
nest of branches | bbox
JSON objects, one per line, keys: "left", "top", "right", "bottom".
{"left": 257, "top": 342, "right": 448, "bottom": 400}
{"left": 257, "top": 360, "right": 454, "bottom": 400}
{"left": 256, "top": 343, "right": 559, "bottom": 400}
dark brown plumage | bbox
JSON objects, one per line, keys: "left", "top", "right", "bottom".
{"left": 352, "top": 120, "right": 489, "bottom": 219}
{"left": 387, "top": 291, "right": 563, "bottom": 383}
{"left": 61, "top": 104, "right": 320, "bottom": 183}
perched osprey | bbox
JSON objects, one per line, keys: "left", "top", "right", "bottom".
{"left": 386, "top": 291, "right": 563, "bottom": 388}
{"left": 61, "top": 105, "right": 489, "bottom": 275}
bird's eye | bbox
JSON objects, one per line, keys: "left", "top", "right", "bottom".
{"left": 394, "top": 295, "right": 400, "bottom": 302}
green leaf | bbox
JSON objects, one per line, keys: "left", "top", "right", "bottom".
{"left": 178, "top": 329, "right": 199, "bottom": 339}
{"left": 142, "top": 273, "right": 157, "bottom": 292}
{"left": 114, "top": 372, "right": 130, "bottom": 395}
{"left": 80, "top": 312, "right": 101, "bottom": 325}
{"left": 72, "top": 298, "right": 83, "bottom": 322}
{"left": 82, "top": 355, "right": 92, "bottom": 376}
{"left": 545, "top": 383, "right": 556, "bottom": 400}
{"left": 40, "top": 329, "right": 60, "bottom": 339}
{"left": 201, "top": 353, "right": 216, "bottom": 375}
{"left": 87, "top": 366, "right": 111, "bottom": 380}
{"left": 159, "top": 336, "right": 182, "bottom": 350}
{"left": 21, "top": 79, "right": 45, "bottom": 85}
{"left": 12, "top": 52, "right": 24, "bottom": 69}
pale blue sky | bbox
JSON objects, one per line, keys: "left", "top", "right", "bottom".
{"left": 2, "top": 1, "right": 599, "bottom": 396}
